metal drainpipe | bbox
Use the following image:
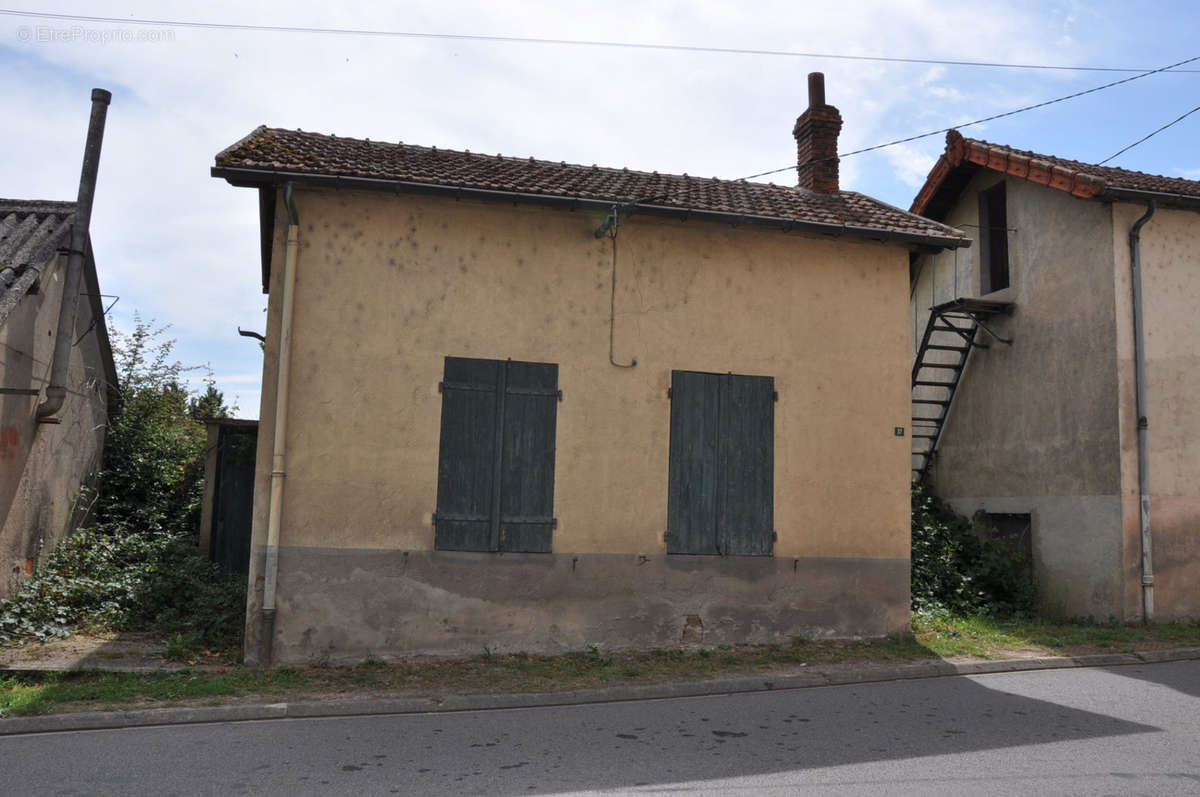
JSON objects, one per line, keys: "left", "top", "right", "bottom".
{"left": 261, "top": 183, "right": 300, "bottom": 664}
{"left": 1129, "top": 200, "right": 1156, "bottom": 622}
{"left": 37, "top": 88, "right": 112, "bottom": 422}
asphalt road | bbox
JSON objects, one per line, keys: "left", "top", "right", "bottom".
{"left": 3, "top": 660, "right": 1199, "bottom": 796}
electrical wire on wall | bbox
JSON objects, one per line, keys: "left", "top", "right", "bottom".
{"left": 602, "top": 205, "right": 637, "bottom": 368}
{"left": 594, "top": 195, "right": 667, "bottom": 368}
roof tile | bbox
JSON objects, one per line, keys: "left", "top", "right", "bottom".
{"left": 912, "top": 130, "right": 1200, "bottom": 215}
{"left": 215, "top": 127, "right": 966, "bottom": 246}
{"left": 0, "top": 199, "right": 75, "bottom": 277}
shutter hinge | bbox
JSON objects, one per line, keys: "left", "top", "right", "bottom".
{"left": 667, "top": 387, "right": 672, "bottom": 400}
{"left": 772, "top": 390, "right": 778, "bottom": 402}
{"left": 437, "top": 381, "right": 444, "bottom": 394}
{"left": 431, "top": 511, "right": 438, "bottom": 526}
{"left": 663, "top": 530, "right": 672, "bottom": 541}
{"left": 557, "top": 389, "right": 564, "bottom": 402}
{"left": 771, "top": 530, "right": 777, "bottom": 542}
{"left": 552, "top": 518, "right": 559, "bottom": 530}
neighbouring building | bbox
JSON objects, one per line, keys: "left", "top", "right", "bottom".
{"left": 198, "top": 418, "right": 258, "bottom": 575}
{"left": 0, "top": 90, "right": 117, "bottom": 597}
{"left": 214, "top": 74, "right": 968, "bottom": 665}
{"left": 909, "top": 129, "right": 1200, "bottom": 622}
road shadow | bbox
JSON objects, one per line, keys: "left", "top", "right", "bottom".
{"left": 1102, "top": 658, "right": 1200, "bottom": 699}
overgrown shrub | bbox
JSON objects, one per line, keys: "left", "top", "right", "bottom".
{"left": 911, "top": 483, "right": 1036, "bottom": 618}
{"left": 0, "top": 319, "right": 246, "bottom": 654}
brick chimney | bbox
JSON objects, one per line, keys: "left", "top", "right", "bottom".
{"left": 793, "top": 72, "right": 843, "bottom": 193}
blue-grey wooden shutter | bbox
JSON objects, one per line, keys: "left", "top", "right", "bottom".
{"left": 667, "top": 370, "right": 774, "bottom": 555}
{"left": 498, "top": 361, "right": 558, "bottom": 553}
{"left": 435, "top": 357, "right": 500, "bottom": 551}
{"left": 667, "top": 371, "right": 720, "bottom": 554}
{"left": 719, "top": 374, "right": 774, "bottom": 555}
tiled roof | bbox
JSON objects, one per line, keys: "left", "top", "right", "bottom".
{"left": 214, "top": 126, "right": 967, "bottom": 247}
{"left": 0, "top": 199, "right": 75, "bottom": 280}
{"left": 912, "top": 130, "right": 1200, "bottom": 216}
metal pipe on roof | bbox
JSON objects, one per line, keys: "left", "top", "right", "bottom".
{"left": 36, "top": 88, "right": 111, "bottom": 423}
{"left": 1128, "top": 200, "right": 1156, "bottom": 622}
{"left": 260, "top": 182, "right": 300, "bottom": 665}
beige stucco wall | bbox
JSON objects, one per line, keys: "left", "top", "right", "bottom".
{"left": 243, "top": 186, "right": 917, "bottom": 662}
{"left": 1112, "top": 202, "right": 1200, "bottom": 620}
{"left": 268, "top": 188, "right": 911, "bottom": 559}
{"left": 0, "top": 252, "right": 111, "bottom": 596}
{"left": 910, "top": 173, "right": 1126, "bottom": 618}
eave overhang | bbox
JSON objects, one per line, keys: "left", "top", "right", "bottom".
{"left": 213, "top": 165, "right": 971, "bottom": 292}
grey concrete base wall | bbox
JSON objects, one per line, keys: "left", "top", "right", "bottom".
{"left": 250, "top": 547, "right": 910, "bottom": 666}
{"left": 945, "top": 495, "right": 1124, "bottom": 620}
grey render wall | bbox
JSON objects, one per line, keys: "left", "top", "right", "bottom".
{"left": 910, "top": 172, "right": 1125, "bottom": 619}
{"left": 263, "top": 548, "right": 909, "bottom": 664}
{"left": 0, "top": 250, "right": 111, "bottom": 596}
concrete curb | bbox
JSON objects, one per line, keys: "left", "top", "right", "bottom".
{"left": 3, "top": 647, "right": 1198, "bottom": 736}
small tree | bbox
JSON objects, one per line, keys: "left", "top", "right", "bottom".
{"left": 188, "top": 381, "right": 230, "bottom": 421}
{"left": 96, "top": 318, "right": 208, "bottom": 535}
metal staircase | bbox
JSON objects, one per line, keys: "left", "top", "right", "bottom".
{"left": 911, "top": 297, "right": 1013, "bottom": 481}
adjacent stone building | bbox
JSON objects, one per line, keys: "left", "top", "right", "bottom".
{"left": 909, "top": 130, "right": 1200, "bottom": 622}
{"left": 0, "top": 199, "right": 117, "bottom": 595}
{"left": 214, "top": 75, "right": 968, "bottom": 665}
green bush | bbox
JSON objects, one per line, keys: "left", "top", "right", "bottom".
{"left": 0, "top": 318, "right": 246, "bottom": 654}
{"left": 911, "top": 483, "right": 1036, "bottom": 618}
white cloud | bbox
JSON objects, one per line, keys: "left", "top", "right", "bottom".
{"left": 884, "top": 142, "right": 941, "bottom": 189}
{"left": 2, "top": 0, "right": 1182, "bottom": 415}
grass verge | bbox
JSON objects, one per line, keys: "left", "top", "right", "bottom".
{"left": 3, "top": 617, "right": 1198, "bottom": 719}
{"left": 917, "top": 614, "right": 1200, "bottom": 659}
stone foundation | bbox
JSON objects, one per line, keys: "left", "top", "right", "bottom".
{"left": 245, "top": 547, "right": 910, "bottom": 666}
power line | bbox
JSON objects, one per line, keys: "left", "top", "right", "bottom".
{"left": 739, "top": 54, "right": 1200, "bottom": 181}
{"left": 3, "top": 8, "right": 1200, "bottom": 74}
{"left": 1099, "top": 104, "right": 1200, "bottom": 165}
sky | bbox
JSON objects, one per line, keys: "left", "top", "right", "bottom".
{"left": 1, "top": 1, "right": 1197, "bottom": 418}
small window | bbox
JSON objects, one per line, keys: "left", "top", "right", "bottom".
{"left": 667, "top": 370, "right": 774, "bottom": 556}
{"left": 434, "top": 357, "right": 558, "bottom": 553}
{"left": 979, "top": 182, "right": 1009, "bottom": 294}
{"left": 982, "top": 513, "right": 1032, "bottom": 567}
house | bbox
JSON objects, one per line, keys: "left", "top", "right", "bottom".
{"left": 213, "top": 74, "right": 968, "bottom": 666}
{"left": 908, "top": 129, "right": 1200, "bottom": 622}
{"left": 0, "top": 90, "right": 117, "bottom": 596}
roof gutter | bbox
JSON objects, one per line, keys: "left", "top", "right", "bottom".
{"left": 1128, "top": 200, "right": 1156, "bottom": 623}
{"left": 37, "top": 88, "right": 111, "bottom": 423}
{"left": 1107, "top": 187, "right": 1200, "bottom": 212}
{"left": 211, "top": 166, "right": 970, "bottom": 251}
